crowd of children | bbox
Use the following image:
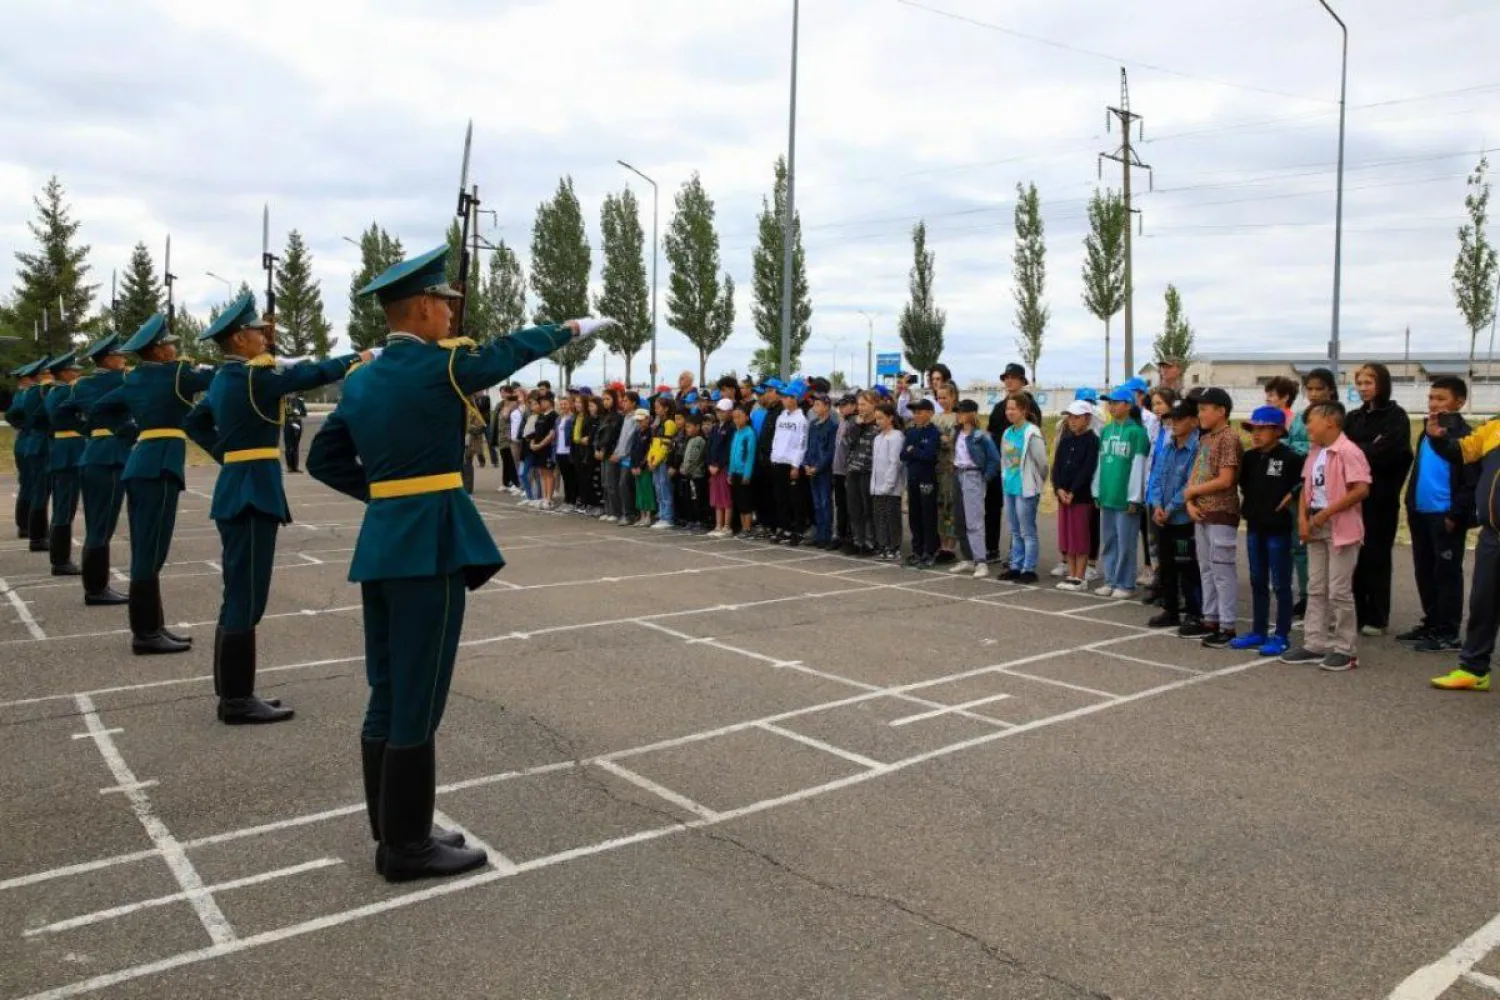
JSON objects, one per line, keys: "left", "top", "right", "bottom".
{"left": 488, "top": 364, "right": 1500, "bottom": 687}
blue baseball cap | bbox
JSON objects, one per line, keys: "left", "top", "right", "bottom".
{"left": 1243, "top": 405, "right": 1287, "bottom": 432}
{"left": 1124, "top": 377, "right": 1149, "bottom": 394}
{"left": 1073, "top": 387, "right": 1099, "bottom": 403}
{"left": 1105, "top": 387, "right": 1135, "bottom": 403}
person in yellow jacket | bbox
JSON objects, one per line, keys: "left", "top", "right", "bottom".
{"left": 1427, "top": 413, "right": 1500, "bottom": 691}
{"left": 645, "top": 394, "right": 679, "bottom": 528}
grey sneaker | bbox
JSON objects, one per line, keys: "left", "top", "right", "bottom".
{"left": 1279, "top": 646, "right": 1324, "bottom": 665}
{"left": 1319, "top": 652, "right": 1358, "bottom": 672}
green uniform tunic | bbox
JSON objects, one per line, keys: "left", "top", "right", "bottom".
{"left": 89, "top": 361, "right": 216, "bottom": 580}
{"left": 18, "top": 385, "right": 53, "bottom": 539}
{"left": 43, "top": 380, "right": 87, "bottom": 530}
{"left": 65, "top": 368, "right": 135, "bottom": 549}
{"left": 184, "top": 353, "right": 360, "bottom": 630}
{"left": 5, "top": 388, "right": 35, "bottom": 534}
{"left": 307, "top": 325, "right": 572, "bottom": 745}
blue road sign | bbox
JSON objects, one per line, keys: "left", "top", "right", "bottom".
{"left": 876, "top": 353, "right": 902, "bottom": 377}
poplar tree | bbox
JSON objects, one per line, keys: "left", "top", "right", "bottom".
{"left": 530, "top": 176, "right": 594, "bottom": 384}
{"left": 1011, "top": 182, "right": 1049, "bottom": 383}
{"left": 597, "top": 188, "right": 651, "bottom": 384}
{"left": 898, "top": 220, "right": 946, "bottom": 374}
{"left": 665, "top": 173, "right": 736, "bottom": 385}
{"left": 751, "top": 156, "right": 811, "bottom": 376}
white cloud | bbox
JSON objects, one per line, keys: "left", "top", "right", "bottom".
{"left": 2, "top": 0, "right": 1497, "bottom": 386}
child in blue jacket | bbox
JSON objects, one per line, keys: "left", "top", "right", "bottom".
{"left": 903, "top": 398, "right": 941, "bottom": 566}
{"left": 803, "top": 394, "right": 838, "bottom": 547}
{"left": 728, "top": 406, "right": 758, "bottom": 536}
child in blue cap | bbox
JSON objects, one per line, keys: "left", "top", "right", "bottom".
{"left": 1229, "top": 406, "right": 1304, "bottom": 656}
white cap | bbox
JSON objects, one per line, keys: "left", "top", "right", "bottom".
{"left": 716, "top": 398, "right": 735, "bottom": 412}
{"left": 1065, "top": 400, "right": 1094, "bottom": 416}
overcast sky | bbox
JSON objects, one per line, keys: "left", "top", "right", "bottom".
{"left": 2, "top": 0, "right": 1496, "bottom": 386}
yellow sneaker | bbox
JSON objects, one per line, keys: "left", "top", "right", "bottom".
{"left": 1431, "top": 669, "right": 1491, "bottom": 691}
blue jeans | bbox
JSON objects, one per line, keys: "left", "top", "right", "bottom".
{"left": 653, "top": 465, "right": 674, "bottom": 523}
{"left": 1247, "top": 528, "right": 1293, "bottom": 638}
{"left": 1098, "top": 507, "right": 1140, "bottom": 591}
{"left": 520, "top": 456, "right": 535, "bottom": 499}
{"left": 809, "top": 472, "right": 832, "bottom": 542}
{"left": 1005, "top": 492, "right": 1039, "bottom": 572}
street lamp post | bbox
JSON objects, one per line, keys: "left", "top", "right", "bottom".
{"left": 828, "top": 336, "right": 843, "bottom": 379}
{"left": 1316, "top": 0, "right": 1348, "bottom": 384}
{"left": 617, "top": 160, "right": 659, "bottom": 387}
{"left": 780, "top": 0, "right": 801, "bottom": 383}
{"left": 857, "top": 310, "right": 876, "bottom": 386}
{"left": 205, "top": 271, "right": 233, "bottom": 297}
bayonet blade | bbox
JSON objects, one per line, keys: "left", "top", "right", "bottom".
{"left": 457, "top": 120, "right": 473, "bottom": 214}
{"left": 262, "top": 204, "right": 270, "bottom": 258}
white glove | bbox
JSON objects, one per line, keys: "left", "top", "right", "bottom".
{"left": 570, "top": 317, "right": 619, "bottom": 338}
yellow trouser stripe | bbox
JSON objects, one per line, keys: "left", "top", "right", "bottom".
{"left": 368, "top": 472, "right": 464, "bottom": 499}
{"left": 138, "top": 428, "right": 187, "bottom": 441}
{"left": 53, "top": 431, "right": 82, "bottom": 439}
{"left": 224, "top": 447, "right": 282, "bottom": 464}
{"left": 90, "top": 429, "right": 114, "bottom": 438}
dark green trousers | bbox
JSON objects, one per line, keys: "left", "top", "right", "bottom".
{"left": 20, "top": 454, "right": 47, "bottom": 517}
{"left": 360, "top": 572, "right": 467, "bottom": 746}
{"left": 49, "top": 467, "right": 80, "bottom": 530}
{"left": 81, "top": 464, "right": 126, "bottom": 549}
{"left": 215, "top": 512, "right": 280, "bottom": 631}
{"left": 15, "top": 448, "right": 30, "bottom": 529}
{"left": 126, "top": 477, "right": 179, "bottom": 580}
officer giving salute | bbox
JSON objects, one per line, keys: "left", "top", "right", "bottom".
{"left": 62, "top": 332, "right": 134, "bottom": 606}
{"left": 308, "top": 244, "right": 610, "bottom": 882}
{"left": 88, "top": 314, "right": 213, "bottom": 654}
{"left": 41, "top": 350, "right": 87, "bottom": 576}
{"left": 186, "top": 292, "right": 368, "bottom": 726}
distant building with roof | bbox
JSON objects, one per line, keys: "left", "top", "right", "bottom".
{"left": 1137, "top": 352, "right": 1498, "bottom": 388}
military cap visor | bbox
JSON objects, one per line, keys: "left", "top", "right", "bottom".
{"left": 46, "top": 350, "right": 83, "bottom": 373}
{"left": 120, "top": 313, "right": 177, "bottom": 353}
{"left": 358, "top": 244, "right": 463, "bottom": 305}
{"left": 83, "top": 331, "right": 123, "bottom": 362}
{"left": 201, "top": 291, "right": 270, "bottom": 342}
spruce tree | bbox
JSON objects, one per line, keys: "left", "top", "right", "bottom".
{"left": 665, "top": 173, "right": 735, "bottom": 385}
{"left": 898, "top": 221, "right": 946, "bottom": 375}
{"left": 597, "top": 188, "right": 651, "bottom": 384}
{"left": 274, "top": 230, "right": 333, "bottom": 358}
{"left": 12, "top": 176, "right": 95, "bottom": 356}
{"left": 346, "top": 224, "right": 404, "bottom": 351}
{"left": 485, "top": 239, "right": 527, "bottom": 336}
{"left": 1154, "top": 285, "right": 1196, "bottom": 374}
{"left": 530, "top": 176, "right": 593, "bottom": 384}
{"left": 114, "top": 242, "right": 163, "bottom": 343}
{"left": 751, "top": 157, "right": 811, "bottom": 376}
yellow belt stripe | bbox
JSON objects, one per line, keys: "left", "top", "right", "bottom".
{"left": 368, "top": 472, "right": 464, "bottom": 499}
{"left": 224, "top": 447, "right": 282, "bottom": 464}
{"left": 138, "top": 428, "right": 187, "bottom": 441}
{"left": 90, "top": 429, "right": 114, "bottom": 438}
{"left": 53, "top": 430, "right": 82, "bottom": 439}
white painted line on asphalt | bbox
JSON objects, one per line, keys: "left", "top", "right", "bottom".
{"left": 204, "top": 560, "right": 221, "bottom": 572}
{"left": 0, "top": 575, "right": 46, "bottom": 639}
{"left": 72, "top": 728, "right": 123, "bottom": 740}
{"left": 10, "top": 655, "right": 1279, "bottom": 1000}
{"left": 297, "top": 552, "right": 323, "bottom": 565}
{"left": 22, "top": 859, "right": 343, "bottom": 938}
{"left": 111, "top": 568, "right": 128, "bottom": 582}
{"left": 756, "top": 721, "right": 884, "bottom": 770}
{"left": 1388, "top": 910, "right": 1500, "bottom": 999}
{"left": 996, "top": 668, "right": 1121, "bottom": 699}
{"left": 99, "top": 780, "right": 159, "bottom": 795}
{"left": 432, "top": 810, "right": 516, "bottom": 874}
{"left": 1095, "top": 648, "right": 1204, "bottom": 675}
{"left": 889, "top": 693, "right": 1014, "bottom": 727}
{"left": 184, "top": 487, "right": 213, "bottom": 500}
{"left": 73, "top": 694, "right": 235, "bottom": 946}
{"left": 0, "top": 847, "right": 164, "bottom": 892}
{"left": 594, "top": 760, "right": 721, "bottom": 820}
{"left": 1465, "top": 970, "right": 1500, "bottom": 993}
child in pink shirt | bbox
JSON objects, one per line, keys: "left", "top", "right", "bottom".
{"left": 1281, "top": 402, "right": 1372, "bottom": 671}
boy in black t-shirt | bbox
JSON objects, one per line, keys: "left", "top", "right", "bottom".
{"left": 1230, "top": 406, "right": 1305, "bottom": 657}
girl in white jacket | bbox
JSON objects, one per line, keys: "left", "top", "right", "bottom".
{"left": 870, "top": 404, "right": 908, "bottom": 561}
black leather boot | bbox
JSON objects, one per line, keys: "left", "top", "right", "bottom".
{"left": 49, "top": 526, "right": 80, "bottom": 576}
{"left": 362, "top": 739, "right": 464, "bottom": 874}
{"left": 81, "top": 547, "right": 128, "bottom": 605}
{"left": 27, "top": 507, "right": 47, "bottom": 552}
{"left": 129, "top": 579, "right": 190, "bottom": 655}
{"left": 153, "top": 586, "right": 192, "bottom": 644}
{"left": 216, "top": 629, "right": 293, "bottom": 725}
{"left": 14, "top": 496, "right": 25, "bottom": 539}
{"left": 378, "top": 742, "right": 486, "bottom": 883}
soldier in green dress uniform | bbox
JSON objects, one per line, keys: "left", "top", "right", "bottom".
{"left": 88, "top": 314, "right": 213, "bottom": 654}
{"left": 185, "top": 292, "right": 368, "bottom": 726}
{"left": 42, "top": 350, "right": 87, "bottom": 576}
{"left": 20, "top": 358, "right": 56, "bottom": 551}
{"left": 63, "top": 332, "right": 133, "bottom": 605}
{"left": 5, "top": 359, "right": 44, "bottom": 538}
{"left": 308, "top": 244, "right": 598, "bottom": 882}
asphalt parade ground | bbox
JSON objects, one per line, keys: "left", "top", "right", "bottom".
{"left": 2, "top": 465, "right": 1498, "bottom": 1000}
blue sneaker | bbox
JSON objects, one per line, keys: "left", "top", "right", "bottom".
{"left": 1258, "top": 635, "right": 1290, "bottom": 657}
{"left": 1227, "top": 633, "right": 1267, "bottom": 651}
